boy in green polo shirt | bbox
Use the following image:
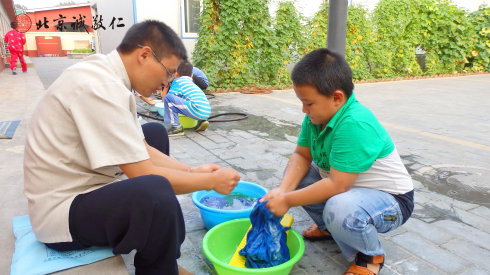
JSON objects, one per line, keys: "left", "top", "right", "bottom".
{"left": 261, "top": 48, "right": 414, "bottom": 275}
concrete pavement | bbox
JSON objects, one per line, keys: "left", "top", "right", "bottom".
{"left": 0, "top": 59, "right": 489, "bottom": 274}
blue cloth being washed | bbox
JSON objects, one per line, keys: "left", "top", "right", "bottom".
{"left": 239, "top": 201, "right": 290, "bottom": 268}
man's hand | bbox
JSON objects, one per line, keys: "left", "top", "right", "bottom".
{"left": 190, "top": 164, "right": 221, "bottom": 173}
{"left": 210, "top": 168, "right": 240, "bottom": 195}
{"left": 141, "top": 96, "right": 156, "bottom": 105}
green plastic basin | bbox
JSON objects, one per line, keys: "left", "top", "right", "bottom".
{"left": 202, "top": 218, "right": 305, "bottom": 275}
{"left": 178, "top": 114, "right": 198, "bottom": 129}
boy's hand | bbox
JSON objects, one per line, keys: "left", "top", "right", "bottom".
{"left": 264, "top": 192, "right": 290, "bottom": 217}
{"left": 211, "top": 168, "right": 240, "bottom": 195}
{"left": 260, "top": 187, "right": 285, "bottom": 203}
{"left": 189, "top": 164, "right": 221, "bottom": 173}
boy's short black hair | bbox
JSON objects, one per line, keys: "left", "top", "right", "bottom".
{"left": 291, "top": 48, "right": 354, "bottom": 98}
{"left": 11, "top": 21, "right": 18, "bottom": 28}
{"left": 117, "top": 20, "right": 187, "bottom": 60}
{"left": 177, "top": 60, "right": 193, "bottom": 77}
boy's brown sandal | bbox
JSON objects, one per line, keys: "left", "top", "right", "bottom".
{"left": 343, "top": 253, "right": 384, "bottom": 275}
{"left": 302, "top": 224, "right": 333, "bottom": 241}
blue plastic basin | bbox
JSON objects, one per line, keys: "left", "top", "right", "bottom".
{"left": 192, "top": 181, "right": 268, "bottom": 230}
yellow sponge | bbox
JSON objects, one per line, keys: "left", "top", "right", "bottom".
{"left": 228, "top": 214, "right": 294, "bottom": 268}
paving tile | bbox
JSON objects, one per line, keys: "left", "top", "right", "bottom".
{"left": 309, "top": 238, "right": 343, "bottom": 258}
{"left": 331, "top": 252, "right": 351, "bottom": 268}
{"left": 121, "top": 250, "right": 135, "bottom": 274}
{"left": 212, "top": 146, "right": 244, "bottom": 160}
{"left": 391, "top": 231, "right": 466, "bottom": 273}
{"left": 401, "top": 218, "right": 455, "bottom": 245}
{"left": 436, "top": 201, "right": 490, "bottom": 234}
{"left": 294, "top": 241, "right": 345, "bottom": 274}
{"left": 379, "top": 266, "right": 403, "bottom": 275}
{"left": 413, "top": 191, "right": 438, "bottom": 205}
{"left": 187, "top": 132, "right": 218, "bottom": 146}
{"left": 201, "top": 133, "right": 232, "bottom": 144}
{"left": 227, "top": 157, "right": 261, "bottom": 170}
{"left": 379, "top": 238, "right": 413, "bottom": 266}
{"left": 458, "top": 267, "right": 490, "bottom": 275}
{"left": 178, "top": 253, "right": 214, "bottom": 275}
{"left": 410, "top": 203, "right": 437, "bottom": 223}
{"left": 382, "top": 226, "right": 407, "bottom": 238}
{"left": 203, "top": 141, "right": 236, "bottom": 150}
{"left": 393, "top": 257, "right": 445, "bottom": 275}
{"left": 432, "top": 219, "right": 490, "bottom": 248}
{"left": 287, "top": 207, "right": 313, "bottom": 224}
{"left": 441, "top": 238, "right": 490, "bottom": 272}
{"left": 421, "top": 191, "right": 479, "bottom": 211}
{"left": 289, "top": 267, "right": 308, "bottom": 275}
{"left": 411, "top": 179, "right": 424, "bottom": 190}
{"left": 469, "top": 206, "right": 490, "bottom": 219}
{"left": 220, "top": 134, "right": 249, "bottom": 144}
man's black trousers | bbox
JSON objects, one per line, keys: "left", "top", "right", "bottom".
{"left": 45, "top": 122, "right": 184, "bottom": 275}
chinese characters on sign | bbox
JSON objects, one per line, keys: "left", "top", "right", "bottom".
{"left": 35, "top": 14, "right": 125, "bottom": 33}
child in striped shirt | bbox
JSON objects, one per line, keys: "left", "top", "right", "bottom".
{"left": 163, "top": 61, "right": 211, "bottom": 136}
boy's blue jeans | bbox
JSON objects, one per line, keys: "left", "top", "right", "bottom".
{"left": 297, "top": 164, "right": 404, "bottom": 261}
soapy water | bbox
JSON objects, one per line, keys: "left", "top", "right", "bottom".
{"left": 200, "top": 192, "right": 259, "bottom": 210}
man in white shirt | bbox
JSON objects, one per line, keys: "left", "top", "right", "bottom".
{"left": 24, "top": 20, "right": 240, "bottom": 275}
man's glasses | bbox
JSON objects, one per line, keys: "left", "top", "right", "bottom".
{"left": 137, "top": 44, "right": 174, "bottom": 83}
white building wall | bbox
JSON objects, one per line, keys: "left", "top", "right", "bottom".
{"left": 0, "top": 4, "right": 12, "bottom": 57}
{"left": 135, "top": 0, "right": 180, "bottom": 32}
{"left": 134, "top": 0, "right": 196, "bottom": 59}
{"left": 0, "top": 4, "right": 11, "bottom": 42}
{"left": 95, "top": 0, "right": 135, "bottom": 54}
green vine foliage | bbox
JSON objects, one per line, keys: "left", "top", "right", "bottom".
{"left": 271, "top": 1, "right": 305, "bottom": 85}
{"left": 418, "top": 0, "right": 473, "bottom": 73}
{"left": 194, "top": 0, "right": 490, "bottom": 90}
{"left": 304, "top": 1, "right": 328, "bottom": 53}
{"left": 373, "top": 0, "right": 424, "bottom": 76}
{"left": 345, "top": 6, "right": 392, "bottom": 80}
{"left": 467, "top": 5, "right": 490, "bottom": 72}
{"left": 193, "top": 0, "right": 280, "bottom": 89}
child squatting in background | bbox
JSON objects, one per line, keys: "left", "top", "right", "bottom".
{"left": 162, "top": 61, "right": 211, "bottom": 136}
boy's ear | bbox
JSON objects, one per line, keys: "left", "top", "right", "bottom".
{"left": 333, "top": 90, "right": 345, "bottom": 104}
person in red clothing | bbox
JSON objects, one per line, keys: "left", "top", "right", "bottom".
{"left": 4, "top": 21, "right": 27, "bottom": 75}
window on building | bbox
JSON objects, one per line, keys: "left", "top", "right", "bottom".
{"left": 182, "top": 0, "right": 200, "bottom": 38}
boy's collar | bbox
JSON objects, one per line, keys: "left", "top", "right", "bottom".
{"left": 322, "top": 93, "right": 356, "bottom": 131}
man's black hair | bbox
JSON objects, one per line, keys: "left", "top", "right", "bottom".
{"left": 11, "top": 21, "right": 18, "bottom": 28}
{"left": 117, "top": 20, "right": 187, "bottom": 60}
{"left": 177, "top": 60, "right": 193, "bottom": 77}
{"left": 291, "top": 48, "right": 354, "bottom": 98}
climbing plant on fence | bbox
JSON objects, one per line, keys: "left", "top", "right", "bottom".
{"left": 303, "top": 1, "right": 328, "bottom": 53}
{"left": 418, "top": 0, "right": 474, "bottom": 74}
{"left": 344, "top": 6, "right": 392, "bottom": 80}
{"left": 272, "top": 1, "right": 305, "bottom": 85}
{"left": 194, "top": 0, "right": 490, "bottom": 90}
{"left": 193, "top": 0, "right": 277, "bottom": 89}
{"left": 467, "top": 6, "right": 490, "bottom": 72}
{"left": 373, "top": 0, "right": 425, "bottom": 76}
